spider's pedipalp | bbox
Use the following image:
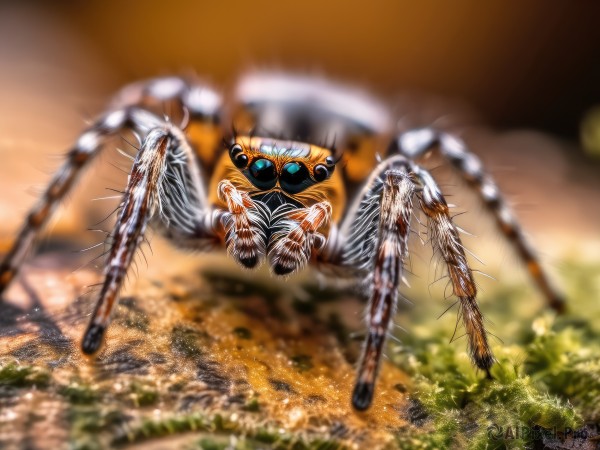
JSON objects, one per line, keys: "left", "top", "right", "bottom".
{"left": 269, "top": 202, "right": 332, "bottom": 275}
{"left": 393, "top": 129, "right": 565, "bottom": 312}
{"left": 217, "top": 180, "right": 266, "bottom": 268}
{"left": 412, "top": 166, "right": 495, "bottom": 371}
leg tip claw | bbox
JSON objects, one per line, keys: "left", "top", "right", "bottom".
{"left": 81, "top": 323, "right": 106, "bottom": 355}
{"left": 351, "top": 381, "right": 374, "bottom": 411}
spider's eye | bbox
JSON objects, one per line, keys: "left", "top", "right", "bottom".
{"left": 229, "top": 144, "right": 248, "bottom": 168}
{"left": 281, "top": 162, "right": 308, "bottom": 185}
{"left": 280, "top": 162, "right": 310, "bottom": 194}
{"left": 248, "top": 158, "right": 277, "bottom": 189}
{"left": 313, "top": 164, "right": 329, "bottom": 182}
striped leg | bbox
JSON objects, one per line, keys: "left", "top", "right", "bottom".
{"left": 329, "top": 155, "right": 493, "bottom": 410}
{"left": 82, "top": 125, "right": 219, "bottom": 354}
{"left": 392, "top": 129, "right": 565, "bottom": 312}
{"left": 329, "top": 155, "right": 414, "bottom": 410}
{"left": 350, "top": 165, "right": 414, "bottom": 411}
{"left": 0, "top": 107, "right": 133, "bottom": 295}
{"left": 412, "top": 167, "right": 494, "bottom": 372}
{"left": 0, "top": 76, "right": 222, "bottom": 298}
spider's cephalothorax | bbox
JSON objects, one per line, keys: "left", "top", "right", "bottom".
{"left": 0, "top": 72, "right": 564, "bottom": 411}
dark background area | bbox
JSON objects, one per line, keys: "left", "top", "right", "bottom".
{"left": 6, "top": 0, "right": 600, "bottom": 141}
{"left": 0, "top": 0, "right": 599, "bottom": 246}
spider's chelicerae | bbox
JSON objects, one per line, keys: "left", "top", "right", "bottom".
{"left": 0, "top": 73, "right": 564, "bottom": 411}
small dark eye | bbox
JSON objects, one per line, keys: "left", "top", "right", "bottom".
{"left": 313, "top": 164, "right": 329, "bottom": 182}
{"left": 229, "top": 144, "right": 248, "bottom": 168}
{"left": 281, "top": 162, "right": 308, "bottom": 185}
{"left": 248, "top": 158, "right": 277, "bottom": 189}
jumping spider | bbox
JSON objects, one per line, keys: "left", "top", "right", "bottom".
{"left": 0, "top": 73, "right": 564, "bottom": 410}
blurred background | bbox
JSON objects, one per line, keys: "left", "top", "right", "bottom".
{"left": 0, "top": 0, "right": 599, "bottom": 281}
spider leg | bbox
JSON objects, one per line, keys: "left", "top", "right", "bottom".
{"left": 351, "top": 163, "right": 414, "bottom": 411}
{"left": 0, "top": 76, "right": 221, "bottom": 297}
{"left": 82, "top": 124, "right": 220, "bottom": 354}
{"left": 392, "top": 128, "right": 565, "bottom": 312}
{"left": 322, "top": 155, "right": 414, "bottom": 410}
{"left": 411, "top": 166, "right": 494, "bottom": 372}
{"left": 0, "top": 108, "right": 133, "bottom": 295}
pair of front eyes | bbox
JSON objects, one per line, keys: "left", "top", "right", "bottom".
{"left": 229, "top": 144, "right": 332, "bottom": 194}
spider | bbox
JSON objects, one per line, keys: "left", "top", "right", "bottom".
{"left": 0, "top": 72, "right": 564, "bottom": 411}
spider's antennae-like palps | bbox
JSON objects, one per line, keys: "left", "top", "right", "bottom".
{"left": 392, "top": 128, "right": 565, "bottom": 312}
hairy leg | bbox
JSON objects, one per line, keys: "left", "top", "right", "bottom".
{"left": 411, "top": 166, "right": 494, "bottom": 372}
{"left": 0, "top": 76, "right": 222, "bottom": 297}
{"left": 82, "top": 124, "right": 220, "bottom": 354}
{"left": 392, "top": 128, "right": 565, "bottom": 311}
{"left": 351, "top": 168, "right": 414, "bottom": 411}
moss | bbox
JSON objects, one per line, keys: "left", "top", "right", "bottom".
{"left": 60, "top": 382, "right": 99, "bottom": 404}
{"left": 170, "top": 325, "right": 208, "bottom": 358}
{"left": 390, "top": 259, "right": 600, "bottom": 448}
{"left": 242, "top": 396, "right": 261, "bottom": 412}
{"left": 290, "top": 354, "right": 314, "bottom": 372}
{"left": 128, "top": 381, "right": 159, "bottom": 407}
{"left": 196, "top": 438, "right": 228, "bottom": 450}
{"left": 0, "top": 362, "right": 50, "bottom": 387}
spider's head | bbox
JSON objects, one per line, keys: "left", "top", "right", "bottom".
{"left": 209, "top": 135, "right": 346, "bottom": 222}
{"left": 227, "top": 136, "right": 337, "bottom": 195}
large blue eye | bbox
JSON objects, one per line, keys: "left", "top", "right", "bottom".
{"left": 248, "top": 158, "right": 277, "bottom": 189}
{"left": 280, "top": 162, "right": 310, "bottom": 194}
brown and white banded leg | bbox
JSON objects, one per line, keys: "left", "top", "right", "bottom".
{"left": 412, "top": 166, "right": 494, "bottom": 372}
{"left": 217, "top": 180, "right": 266, "bottom": 268}
{"left": 329, "top": 155, "right": 493, "bottom": 410}
{"left": 82, "top": 124, "right": 220, "bottom": 353}
{"left": 351, "top": 164, "right": 414, "bottom": 411}
{"left": 269, "top": 202, "right": 332, "bottom": 275}
{"left": 326, "top": 155, "right": 415, "bottom": 410}
{"left": 391, "top": 129, "right": 565, "bottom": 312}
{"left": 0, "top": 76, "right": 221, "bottom": 298}
{"left": 0, "top": 107, "right": 136, "bottom": 295}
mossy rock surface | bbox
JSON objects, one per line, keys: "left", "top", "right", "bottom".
{"left": 0, "top": 251, "right": 599, "bottom": 449}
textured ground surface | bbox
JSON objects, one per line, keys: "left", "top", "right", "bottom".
{"left": 0, "top": 252, "right": 412, "bottom": 449}
{"left": 1, "top": 245, "right": 600, "bottom": 449}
